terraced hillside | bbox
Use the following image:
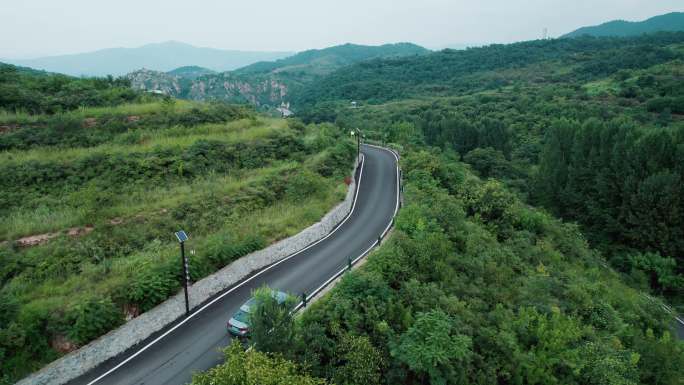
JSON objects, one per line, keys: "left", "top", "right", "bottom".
{"left": 0, "top": 99, "right": 355, "bottom": 382}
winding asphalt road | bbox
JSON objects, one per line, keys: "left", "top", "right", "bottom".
{"left": 68, "top": 145, "right": 399, "bottom": 385}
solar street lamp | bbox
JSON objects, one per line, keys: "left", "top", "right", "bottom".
{"left": 175, "top": 230, "right": 191, "bottom": 316}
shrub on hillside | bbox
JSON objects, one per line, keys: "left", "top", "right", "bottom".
{"left": 123, "top": 262, "right": 178, "bottom": 312}
{"left": 66, "top": 297, "right": 123, "bottom": 345}
{"left": 313, "top": 141, "right": 355, "bottom": 178}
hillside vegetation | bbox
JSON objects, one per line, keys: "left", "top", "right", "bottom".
{"left": 293, "top": 32, "right": 684, "bottom": 309}
{"left": 167, "top": 66, "right": 217, "bottom": 79}
{"left": 188, "top": 33, "right": 683, "bottom": 385}
{"left": 234, "top": 43, "right": 429, "bottom": 78}
{"left": 5, "top": 29, "right": 684, "bottom": 385}
{"left": 0, "top": 72, "right": 355, "bottom": 382}
{"left": 289, "top": 150, "right": 683, "bottom": 384}
{"left": 195, "top": 149, "right": 684, "bottom": 385}
{"left": 563, "top": 12, "right": 684, "bottom": 38}
{"left": 1, "top": 62, "right": 138, "bottom": 114}
{"left": 127, "top": 43, "right": 429, "bottom": 108}
{"left": 294, "top": 33, "right": 684, "bottom": 108}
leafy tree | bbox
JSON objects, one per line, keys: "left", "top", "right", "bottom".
{"left": 632, "top": 329, "right": 684, "bottom": 385}
{"left": 391, "top": 309, "right": 472, "bottom": 385}
{"left": 333, "top": 334, "right": 384, "bottom": 385}
{"left": 628, "top": 252, "right": 683, "bottom": 295}
{"left": 191, "top": 342, "right": 327, "bottom": 385}
{"left": 249, "top": 287, "right": 298, "bottom": 357}
{"left": 386, "top": 121, "right": 423, "bottom": 145}
{"left": 511, "top": 307, "right": 586, "bottom": 385}
{"left": 463, "top": 147, "right": 509, "bottom": 178}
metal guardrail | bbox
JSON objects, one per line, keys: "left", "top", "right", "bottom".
{"left": 291, "top": 217, "right": 396, "bottom": 314}
{"left": 595, "top": 259, "right": 684, "bottom": 328}
{"left": 292, "top": 144, "right": 401, "bottom": 314}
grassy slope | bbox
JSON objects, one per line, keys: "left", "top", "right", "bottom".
{"left": 0, "top": 100, "right": 355, "bottom": 383}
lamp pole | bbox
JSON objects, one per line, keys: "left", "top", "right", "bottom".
{"left": 175, "top": 230, "right": 191, "bottom": 316}
{"left": 351, "top": 128, "right": 363, "bottom": 166}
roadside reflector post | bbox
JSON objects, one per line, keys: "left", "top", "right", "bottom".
{"left": 175, "top": 230, "right": 191, "bottom": 316}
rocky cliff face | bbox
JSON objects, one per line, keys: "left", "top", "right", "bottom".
{"left": 126, "top": 42, "right": 430, "bottom": 108}
{"left": 127, "top": 69, "right": 290, "bottom": 107}
{"left": 186, "top": 73, "right": 290, "bottom": 106}
{"left": 127, "top": 69, "right": 183, "bottom": 97}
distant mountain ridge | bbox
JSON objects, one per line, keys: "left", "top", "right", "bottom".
{"left": 563, "top": 12, "right": 684, "bottom": 38}
{"left": 235, "top": 43, "right": 429, "bottom": 77}
{"left": 3, "top": 41, "right": 293, "bottom": 77}
{"left": 127, "top": 42, "right": 430, "bottom": 108}
{"left": 166, "top": 66, "right": 216, "bottom": 79}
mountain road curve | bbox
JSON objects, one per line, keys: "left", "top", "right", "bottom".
{"left": 67, "top": 144, "right": 399, "bottom": 385}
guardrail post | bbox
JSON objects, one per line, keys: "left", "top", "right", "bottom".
{"left": 302, "top": 292, "right": 308, "bottom": 307}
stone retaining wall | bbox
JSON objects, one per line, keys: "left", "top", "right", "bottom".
{"left": 18, "top": 157, "right": 361, "bottom": 385}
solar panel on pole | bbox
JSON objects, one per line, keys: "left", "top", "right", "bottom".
{"left": 175, "top": 230, "right": 188, "bottom": 243}
{"left": 175, "top": 230, "right": 191, "bottom": 316}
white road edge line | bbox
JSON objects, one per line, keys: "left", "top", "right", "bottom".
{"left": 639, "top": 293, "right": 684, "bottom": 327}
{"left": 302, "top": 144, "right": 400, "bottom": 304}
{"left": 86, "top": 153, "right": 371, "bottom": 385}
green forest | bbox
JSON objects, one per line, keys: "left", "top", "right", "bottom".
{"left": 185, "top": 32, "right": 684, "bottom": 385}
{"left": 2, "top": 30, "right": 684, "bottom": 385}
{"left": 196, "top": 149, "right": 683, "bottom": 385}
{"left": 293, "top": 32, "right": 684, "bottom": 308}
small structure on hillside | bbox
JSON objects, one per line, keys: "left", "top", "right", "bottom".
{"left": 276, "top": 101, "right": 294, "bottom": 118}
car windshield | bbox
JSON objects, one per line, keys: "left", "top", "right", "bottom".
{"left": 233, "top": 309, "right": 250, "bottom": 324}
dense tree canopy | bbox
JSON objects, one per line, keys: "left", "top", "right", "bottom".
{"left": 0, "top": 63, "right": 138, "bottom": 114}
{"left": 292, "top": 32, "right": 684, "bottom": 306}
{"left": 191, "top": 343, "right": 327, "bottom": 385}
{"left": 196, "top": 32, "right": 684, "bottom": 385}
{"left": 294, "top": 32, "right": 684, "bottom": 108}
{"left": 280, "top": 150, "right": 684, "bottom": 385}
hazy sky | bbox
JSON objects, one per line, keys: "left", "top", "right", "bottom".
{"left": 1, "top": 0, "right": 681, "bottom": 58}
